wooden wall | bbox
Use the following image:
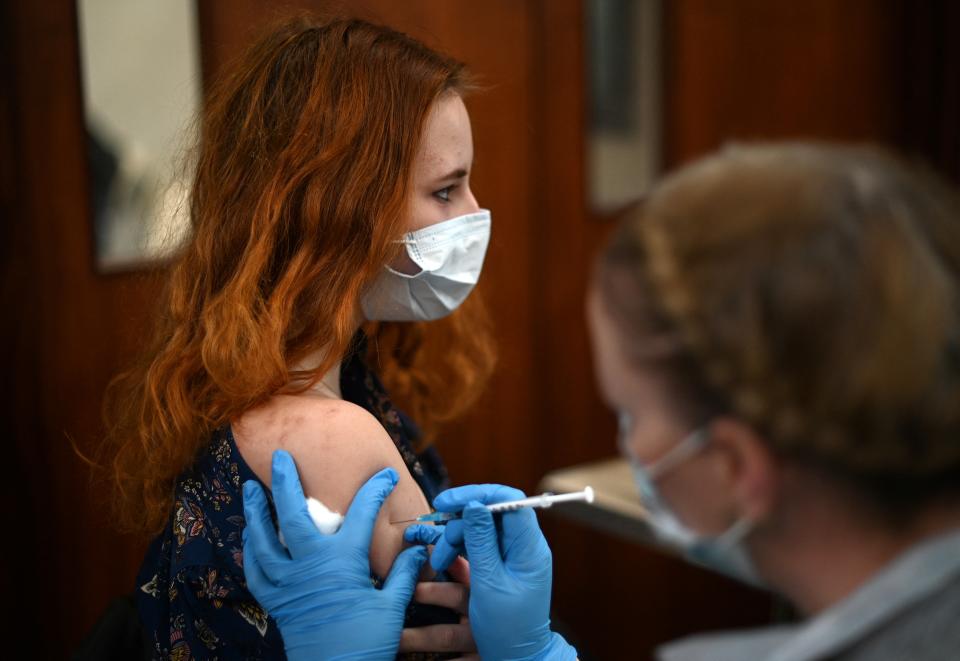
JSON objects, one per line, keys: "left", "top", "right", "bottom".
{"left": 662, "top": 0, "right": 960, "bottom": 181}
{"left": 3, "top": 0, "right": 165, "bottom": 656}
{"left": 3, "top": 1, "right": 956, "bottom": 658}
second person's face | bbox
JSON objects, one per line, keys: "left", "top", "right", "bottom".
{"left": 586, "top": 285, "right": 739, "bottom": 537}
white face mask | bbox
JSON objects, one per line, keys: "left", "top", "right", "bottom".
{"left": 361, "top": 209, "right": 491, "bottom": 322}
{"left": 618, "top": 412, "right": 764, "bottom": 587}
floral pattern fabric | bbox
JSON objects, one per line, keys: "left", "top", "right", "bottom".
{"left": 137, "top": 335, "right": 450, "bottom": 660}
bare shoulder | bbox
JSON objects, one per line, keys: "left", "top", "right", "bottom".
{"left": 235, "top": 395, "right": 397, "bottom": 484}
{"left": 239, "top": 396, "right": 397, "bottom": 485}
{"left": 233, "top": 394, "right": 431, "bottom": 577}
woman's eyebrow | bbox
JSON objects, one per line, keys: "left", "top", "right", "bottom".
{"left": 434, "top": 168, "right": 468, "bottom": 183}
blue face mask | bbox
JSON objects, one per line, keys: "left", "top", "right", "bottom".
{"left": 619, "top": 412, "right": 764, "bottom": 587}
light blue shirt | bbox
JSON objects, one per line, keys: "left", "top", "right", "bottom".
{"left": 657, "top": 528, "right": 960, "bottom": 661}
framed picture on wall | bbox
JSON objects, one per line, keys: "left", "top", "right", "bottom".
{"left": 585, "top": 0, "right": 661, "bottom": 215}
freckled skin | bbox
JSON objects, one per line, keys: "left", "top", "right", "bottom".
{"left": 391, "top": 93, "right": 480, "bottom": 274}
{"left": 234, "top": 395, "right": 433, "bottom": 579}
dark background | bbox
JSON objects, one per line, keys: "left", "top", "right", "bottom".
{"left": 2, "top": 1, "right": 958, "bottom": 658}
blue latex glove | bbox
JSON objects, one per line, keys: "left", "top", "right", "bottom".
{"left": 405, "top": 484, "right": 577, "bottom": 661}
{"left": 242, "top": 450, "right": 428, "bottom": 661}
{"left": 404, "top": 518, "right": 463, "bottom": 573}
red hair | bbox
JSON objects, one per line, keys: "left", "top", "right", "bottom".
{"left": 102, "top": 15, "right": 496, "bottom": 534}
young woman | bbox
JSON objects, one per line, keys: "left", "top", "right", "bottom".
{"left": 103, "top": 16, "right": 495, "bottom": 659}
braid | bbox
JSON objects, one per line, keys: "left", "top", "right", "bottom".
{"left": 639, "top": 195, "right": 801, "bottom": 452}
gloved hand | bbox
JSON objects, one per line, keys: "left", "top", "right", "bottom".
{"left": 405, "top": 484, "right": 577, "bottom": 661}
{"left": 404, "top": 517, "right": 463, "bottom": 573}
{"left": 242, "top": 450, "right": 428, "bottom": 661}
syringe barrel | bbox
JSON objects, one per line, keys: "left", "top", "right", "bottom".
{"left": 485, "top": 489, "right": 591, "bottom": 513}
{"left": 486, "top": 496, "right": 543, "bottom": 512}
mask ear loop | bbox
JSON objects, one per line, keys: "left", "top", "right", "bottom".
{"left": 646, "top": 428, "right": 710, "bottom": 479}
{"left": 386, "top": 234, "right": 425, "bottom": 276}
{"left": 621, "top": 420, "right": 760, "bottom": 570}
{"left": 616, "top": 414, "right": 709, "bottom": 477}
{"left": 648, "top": 429, "right": 758, "bottom": 543}
{"left": 714, "top": 515, "right": 754, "bottom": 547}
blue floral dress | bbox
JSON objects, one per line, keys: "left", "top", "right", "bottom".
{"left": 136, "top": 336, "right": 451, "bottom": 660}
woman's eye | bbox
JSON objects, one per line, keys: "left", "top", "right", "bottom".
{"left": 433, "top": 186, "right": 455, "bottom": 202}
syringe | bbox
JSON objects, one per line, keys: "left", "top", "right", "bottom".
{"left": 390, "top": 486, "right": 595, "bottom": 524}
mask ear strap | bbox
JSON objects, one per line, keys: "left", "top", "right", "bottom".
{"left": 647, "top": 428, "right": 709, "bottom": 479}
{"left": 715, "top": 515, "right": 754, "bottom": 548}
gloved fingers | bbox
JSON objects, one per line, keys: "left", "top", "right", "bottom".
{"left": 428, "top": 519, "right": 465, "bottom": 572}
{"left": 383, "top": 545, "right": 429, "bottom": 606}
{"left": 403, "top": 524, "right": 443, "bottom": 547}
{"left": 270, "top": 450, "right": 323, "bottom": 559}
{"left": 498, "top": 507, "right": 547, "bottom": 559}
{"left": 241, "top": 534, "right": 274, "bottom": 598}
{"left": 341, "top": 467, "right": 399, "bottom": 552}
{"left": 461, "top": 501, "right": 505, "bottom": 577}
{"left": 433, "top": 484, "right": 526, "bottom": 513}
{"left": 242, "top": 480, "right": 289, "bottom": 578}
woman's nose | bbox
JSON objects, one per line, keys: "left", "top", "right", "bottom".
{"left": 464, "top": 186, "right": 480, "bottom": 213}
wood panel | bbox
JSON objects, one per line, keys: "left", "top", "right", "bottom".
{"left": 3, "top": 1, "right": 162, "bottom": 656}
{"left": 663, "top": 0, "right": 904, "bottom": 166}
{"left": 4, "top": 0, "right": 956, "bottom": 657}
{"left": 898, "top": 0, "right": 960, "bottom": 182}
{"left": 0, "top": 0, "right": 38, "bottom": 643}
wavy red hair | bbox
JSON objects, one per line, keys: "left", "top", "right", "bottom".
{"left": 102, "top": 15, "right": 496, "bottom": 534}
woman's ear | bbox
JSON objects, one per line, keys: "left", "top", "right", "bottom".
{"left": 708, "top": 416, "right": 780, "bottom": 524}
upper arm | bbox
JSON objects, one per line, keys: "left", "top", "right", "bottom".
{"left": 235, "top": 398, "right": 431, "bottom": 579}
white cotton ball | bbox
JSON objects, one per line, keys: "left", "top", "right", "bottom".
{"left": 277, "top": 497, "right": 345, "bottom": 547}
{"left": 306, "top": 497, "right": 344, "bottom": 535}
